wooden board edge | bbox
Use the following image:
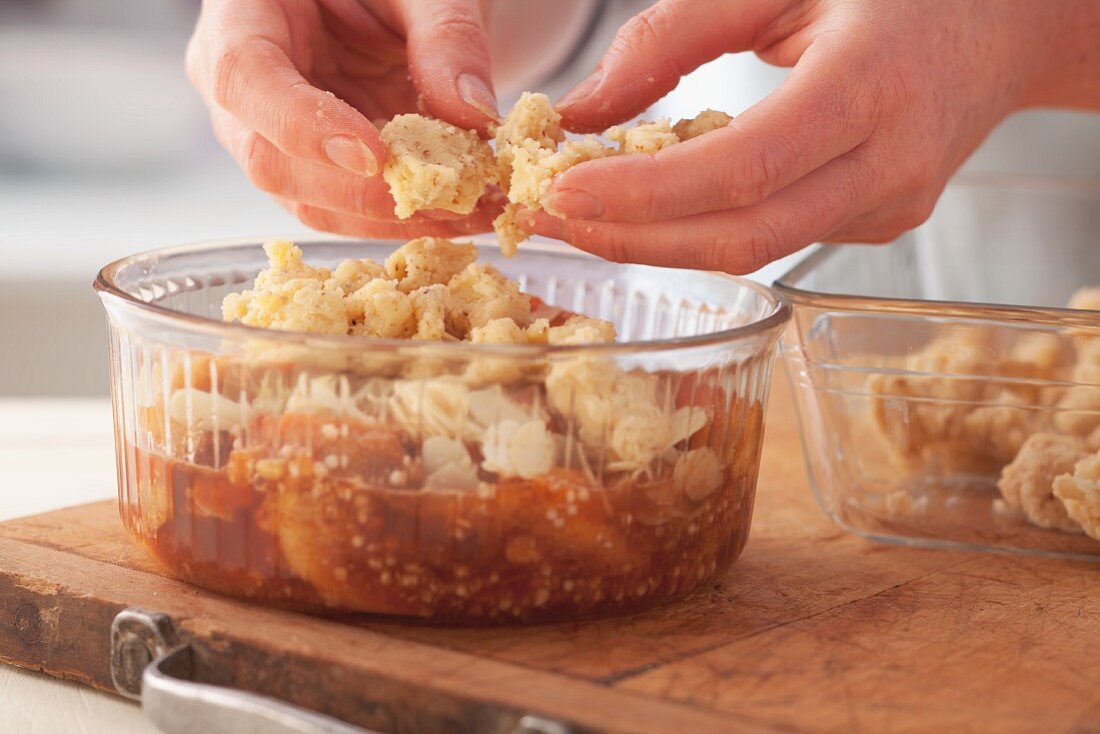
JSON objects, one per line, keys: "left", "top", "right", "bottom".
{"left": 0, "top": 537, "right": 777, "bottom": 734}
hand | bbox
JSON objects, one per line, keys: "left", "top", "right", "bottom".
{"left": 528, "top": 0, "right": 1100, "bottom": 274}
{"left": 186, "top": 0, "right": 502, "bottom": 239}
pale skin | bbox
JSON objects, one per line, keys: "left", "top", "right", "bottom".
{"left": 188, "top": 0, "right": 1100, "bottom": 273}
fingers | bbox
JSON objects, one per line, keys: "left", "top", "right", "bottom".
{"left": 211, "top": 108, "right": 471, "bottom": 222}
{"left": 824, "top": 195, "right": 939, "bottom": 244}
{"left": 398, "top": 0, "right": 498, "bottom": 131}
{"left": 556, "top": 0, "right": 790, "bottom": 132}
{"left": 547, "top": 36, "right": 873, "bottom": 223}
{"left": 526, "top": 153, "right": 878, "bottom": 274}
{"left": 286, "top": 200, "right": 501, "bottom": 241}
{"left": 195, "top": 0, "right": 386, "bottom": 176}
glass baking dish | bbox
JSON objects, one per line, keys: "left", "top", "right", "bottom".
{"left": 95, "top": 237, "right": 790, "bottom": 623}
{"left": 776, "top": 174, "right": 1100, "bottom": 560}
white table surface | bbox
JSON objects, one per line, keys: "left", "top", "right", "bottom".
{"left": 0, "top": 399, "right": 157, "bottom": 733}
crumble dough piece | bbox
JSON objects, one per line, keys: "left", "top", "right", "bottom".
{"left": 492, "top": 203, "right": 527, "bottom": 259}
{"left": 377, "top": 101, "right": 733, "bottom": 254}
{"left": 408, "top": 284, "right": 449, "bottom": 341}
{"left": 547, "top": 315, "right": 618, "bottom": 345}
{"left": 332, "top": 257, "right": 385, "bottom": 293}
{"left": 506, "top": 136, "right": 615, "bottom": 209}
{"left": 470, "top": 317, "right": 549, "bottom": 345}
{"left": 962, "top": 390, "right": 1037, "bottom": 464}
{"left": 488, "top": 98, "right": 731, "bottom": 255}
{"left": 346, "top": 280, "right": 416, "bottom": 339}
{"left": 1054, "top": 453, "right": 1100, "bottom": 540}
{"left": 998, "top": 433, "right": 1087, "bottom": 532}
{"left": 1055, "top": 291, "right": 1100, "bottom": 438}
{"left": 493, "top": 91, "right": 564, "bottom": 191}
{"left": 868, "top": 332, "right": 999, "bottom": 459}
{"left": 381, "top": 114, "right": 496, "bottom": 219}
{"left": 673, "top": 109, "right": 733, "bottom": 141}
{"left": 221, "top": 240, "right": 347, "bottom": 335}
{"left": 222, "top": 239, "right": 538, "bottom": 344}
{"left": 444, "top": 263, "right": 532, "bottom": 336}
{"left": 465, "top": 317, "right": 552, "bottom": 385}
{"left": 384, "top": 237, "right": 477, "bottom": 293}
{"left": 604, "top": 119, "right": 679, "bottom": 154}
{"left": 868, "top": 330, "right": 1070, "bottom": 465}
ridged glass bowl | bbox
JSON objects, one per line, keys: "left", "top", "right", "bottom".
{"left": 95, "top": 237, "right": 790, "bottom": 623}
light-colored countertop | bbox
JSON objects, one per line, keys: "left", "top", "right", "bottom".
{"left": 0, "top": 399, "right": 156, "bottom": 733}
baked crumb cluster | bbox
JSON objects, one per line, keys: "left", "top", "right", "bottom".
{"left": 125, "top": 240, "right": 763, "bottom": 621}
{"left": 222, "top": 238, "right": 535, "bottom": 342}
{"left": 379, "top": 92, "right": 731, "bottom": 257}
{"left": 869, "top": 287, "right": 1100, "bottom": 540}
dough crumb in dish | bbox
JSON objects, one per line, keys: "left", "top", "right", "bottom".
{"left": 222, "top": 238, "right": 550, "bottom": 342}
{"left": 221, "top": 240, "right": 347, "bottom": 335}
{"left": 380, "top": 114, "right": 496, "bottom": 219}
{"left": 868, "top": 329, "right": 1069, "bottom": 467}
{"left": 998, "top": 433, "right": 1087, "bottom": 532}
{"left": 383, "top": 235, "right": 477, "bottom": 293}
{"left": 866, "top": 285, "right": 1100, "bottom": 540}
{"left": 1054, "top": 453, "right": 1100, "bottom": 540}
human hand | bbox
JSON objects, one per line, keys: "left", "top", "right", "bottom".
{"left": 527, "top": 0, "right": 1087, "bottom": 273}
{"left": 186, "top": 0, "right": 503, "bottom": 239}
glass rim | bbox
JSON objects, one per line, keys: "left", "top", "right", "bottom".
{"left": 775, "top": 245, "right": 1100, "bottom": 331}
{"left": 95, "top": 235, "right": 792, "bottom": 357}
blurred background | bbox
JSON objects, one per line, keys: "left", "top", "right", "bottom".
{"left": 3, "top": 0, "right": 1099, "bottom": 397}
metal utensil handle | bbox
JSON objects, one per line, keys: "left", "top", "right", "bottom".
{"left": 143, "top": 646, "right": 376, "bottom": 734}
{"left": 114, "top": 608, "right": 573, "bottom": 734}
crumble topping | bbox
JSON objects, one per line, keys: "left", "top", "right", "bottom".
{"left": 380, "top": 114, "right": 496, "bottom": 219}
{"left": 221, "top": 238, "right": 546, "bottom": 343}
{"left": 376, "top": 92, "right": 732, "bottom": 256}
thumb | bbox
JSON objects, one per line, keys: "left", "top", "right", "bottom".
{"left": 556, "top": 0, "right": 788, "bottom": 132}
{"left": 399, "top": 0, "right": 498, "bottom": 132}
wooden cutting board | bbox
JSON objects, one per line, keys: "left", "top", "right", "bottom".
{"left": 3, "top": 375, "right": 1100, "bottom": 734}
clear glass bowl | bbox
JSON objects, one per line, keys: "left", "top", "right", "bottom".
{"left": 95, "top": 237, "right": 790, "bottom": 622}
{"left": 776, "top": 174, "right": 1100, "bottom": 560}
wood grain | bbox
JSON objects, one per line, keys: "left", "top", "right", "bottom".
{"left": 2, "top": 376, "right": 1099, "bottom": 732}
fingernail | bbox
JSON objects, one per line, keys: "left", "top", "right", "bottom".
{"left": 544, "top": 189, "right": 604, "bottom": 220}
{"left": 456, "top": 73, "right": 499, "bottom": 121}
{"left": 556, "top": 69, "right": 603, "bottom": 110}
{"left": 324, "top": 135, "right": 379, "bottom": 176}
